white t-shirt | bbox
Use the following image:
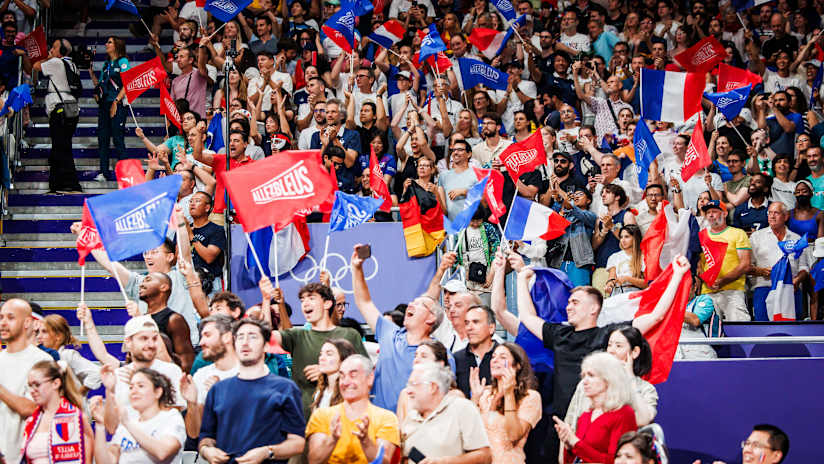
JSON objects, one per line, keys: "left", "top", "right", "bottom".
{"left": 41, "top": 57, "right": 78, "bottom": 115}
{"left": 560, "top": 32, "right": 591, "bottom": 54}
{"left": 110, "top": 408, "right": 186, "bottom": 464}
{"left": 0, "top": 345, "right": 53, "bottom": 464}
{"left": 606, "top": 249, "right": 644, "bottom": 279}
{"left": 298, "top": 126, "right": 321, "bottom": 150}
{"left": 389, "top": 90, "right": 418, "bottom": 129}
{"left": 192, "top": 363, "right": 238, "bottom": 404}
{"left": 763, "top": 69, "right": 804, "bottom": 93}
{"left": 771, "top": 178, "right": 797, "bottom": 210}
{"left": 388, "top": 0, "right": 435, "bottom": 19}
{"left": 248, "top": 71, "right": 294, "bottom": 112}
{"left": 114, "top": 360, "right": 186, "bottom": 412}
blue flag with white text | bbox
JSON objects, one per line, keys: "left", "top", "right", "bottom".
{"left": 106, "top": 0, "right": 139, "bottom": 15}
{"left": 204, "top": 0, "right": 252, "bottom": 23}
{"left": 420, "top": 24, "right": 447, "bottom": 63}
{"left": 329, "top": 191, "right": 384, "bottom": 232}
{"left": 458, "top": 58, "right": 509, "bottom": 91}
{"left": 444, "top": 176, "right": 489, "bottom": 235}
{"left": 0, "top": 84, "right": 32, "bottom": 117}
{"left": 343, "top": 0, "right": 373, "bottom": 16}
{"left": 322, "top": 5, "right": 357, "bottom": 53}
{"left": 490, "top": 0, "right": 516, "bottom": 22}
{"left": 704, "top": 84, "right": 752, "bottom": 121}
{"left": 633, "top": 119, "right": 661, "bottom": 189}
{"left": 86, "top": 175, "right": 182, "bottom": 261}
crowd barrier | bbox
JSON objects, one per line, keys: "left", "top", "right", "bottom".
{"left": 229, "top": 223, "right": 437, "bottom": 321}
{"left": 718, "top": 322, "right": 824, "bottom": 357}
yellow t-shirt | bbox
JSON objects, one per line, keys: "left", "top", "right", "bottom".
{"left": 306, "top": 403, "right": 400, "bottom": 464}
{"left": 701, "top": 226, "right": 751, "bottom": 293}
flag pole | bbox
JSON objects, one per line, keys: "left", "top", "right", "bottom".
{"left": 350, "top": 51, "right": 354, "bottom": 78}
{"left": 729, "top": 123, "right": 753, "bottom": 149}
{"left": 164, "top": 115, "right": 169, "bottom": 138}
{"left": 126, "top": 103, "right": 140, "bottom": 128}
{"left": 206, "top": 23, "right": 226, "bottom": 41}
{"left": 80, "top": 264, "right": 85, "bottom": 338}
{"left": 273, "top": 227, "right": 280, "bottom": 288}
{"left": 321, "top": 233, "right": 331, "bottom": 274}
{"left": 139, "top": 17, "right": 153, "bottom": 38}
{"left": 244, "top": 231, "right": 267, "bottom": 280}
{"left": 113, "top": 262, "right": 130, "bottom": 303}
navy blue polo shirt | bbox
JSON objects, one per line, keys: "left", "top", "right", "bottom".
{"left": 732, "top": 199, "right": 770, "bottom": 233}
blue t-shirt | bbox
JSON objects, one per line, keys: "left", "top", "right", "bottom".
{"left": 100, "top": 57, "right": 129, "bottom": 102}
{"left": 200, "top": 374, "right": 305, "bottom": 463}
{"left": 732, "top": 200, "right": 770, "bottom": 233}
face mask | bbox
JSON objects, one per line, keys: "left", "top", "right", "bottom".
{"left": 796, "top": 194, "right": 812, "bottom": 206}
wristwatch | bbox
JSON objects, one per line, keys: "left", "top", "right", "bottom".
{"left": 267, "top": 447, "right": 275, "bottom": 460}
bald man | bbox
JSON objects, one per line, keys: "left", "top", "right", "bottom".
{"left": 136, "top": 271, "right": 195, "bottom": 373}
{"left": 0, "top": 299, "right": 53, "bottom": 464}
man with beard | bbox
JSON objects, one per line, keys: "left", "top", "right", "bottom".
{"left": 0, "top": 299, "right": 53, "bottom": 464}
{"left": 437, "top": 140, "right": 478, "bottom": 221}
{"left": 733, "top": 173, "right": 772, "bottom": 234}
{"left": 635, "top": 184, "right": 665, "bottom": 235}
{"left": 545, "top": 152, "right": 587, "bottom": 204}
{"left": 754, "top": 91, "right": 802, "bottom": 158}
{"left": 199, "top": 319, "right": 305, "bottom": 464}
{"left": 699, "top": 200, "right": 753, "bottom": 321}
{"left": 95, "top": 313, "right": 186, "bottom": 434}
{"left": 179, "top": 314, "right": 239, "bottom": 439}
{"left": 806, "top": 147, "right": 824, "bottom": 209}
{"left": 134, "top": 271, "right": 195, "bottom": 373}
{"left": 299, "top": 99, "right": 327, "bottom": 150}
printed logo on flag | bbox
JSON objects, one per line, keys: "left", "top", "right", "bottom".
{"left": 691, "top": 42, "right": 717, "bottom": 65}
{"left": 470, "top": 63, "right": 500, "bottom": 80}
{"left": 503, "top": 148, "right": 539, "bottom": 171}
{"left": 210, "top": 0, "right": 238, "bottom": 12}
{"left": 494, "top": 0, "right": 513, "bottom": 12}
{"left": 162, "top": 94, "right": 180, "bottom": 122}
{"left": 251, "top": 161, "right": 316, "bottom": 205}
{"left": 114, "top": 193, "right": 169, "bottom": 235}
{"left": 340, "top": 203, "right": 372, "bottom": 228}
{"left": 636, "top": 139, "right": 648, "bottom": 155}
{"left": 421, "top": 34, "right": 434, "bottom": 47}
{"left": 701, "top": 242, "right": 717, "bottom": 269}
{"left": 485, "top": 180, "right": 502, "bottom": 213}
{"left": 126, "top": 69, "right": 160, "bottom": 92}
{"left": 77, "top": 224, "right": 99, "bottom": 248}
{"left": 684, "top": 144, "right": 700, "bottom": 165}
{"left": 722, "top": 80, "right": 743, "bottom": 91}
{"left": 716, "top": 94, "right": 744, "bottom": 109}
{"left": 336, "top": 9, "right": 355, "bottom": 28}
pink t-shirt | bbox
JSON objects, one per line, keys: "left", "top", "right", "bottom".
{"left": 171, "top": 69, "right": 208, "bottom": 117}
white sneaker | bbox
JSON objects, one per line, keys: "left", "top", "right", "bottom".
{"left": 94, "top": 173, "right": 107, "bottom": 182}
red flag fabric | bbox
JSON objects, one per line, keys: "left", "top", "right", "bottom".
{"left": 196, "top": 0, "right": 205, "bottom": 6}
{"left": 412, "top": 51, "right": 452, "bottom": 71}
{"left": 640, "top": 201, "right": 668, "bottom": 282}
{"left": 22, "top": 26, "right": 47, "bottom": 63}
{"left": 673, "top": 36, "right": 727, "bottom": 73}
{"left": 159, "top": 85, "right": 182, "bottom": 130}
{"left": 680, "top": 119, "right": 711, "bottom": 182}
{"left": 220, "top": 151, "right": 336, "bottom": 233}
{"left": 120, "top": 57, "right": 167, "bottom": 104}
{"left": 369, "top": 146, "right": 392, "bottom": 212}
{"left": 698, "top": 229, "right": 727, "bottom": 287}
{"left": 631, "top": 264, "right": 691, "bottom": 384}
{"left": 717, "top": 62, "right": 763, "bottom": 92}
{"left": 76, "top": 200, "right": 103, "bottom": 265}
{"left": 499, "top": 131, "right": 548, "bottom": 184}
{"left": 473, "top": 167, "right": 506, "bottom": 223}
{"left": 114, "top": 159, "right": 146, "bottom": 189}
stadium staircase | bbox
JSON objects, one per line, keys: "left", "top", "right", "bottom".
{"left": 1, "top": 11, "right": 173, "bottom": 354}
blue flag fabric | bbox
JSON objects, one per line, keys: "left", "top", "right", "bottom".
{"left": 204, "top": 0, "right": 252, "bottom": 22}
{"left": 812, "top": 259, "right": 824, "bottom": 292}
{"left": 420, "top": 24, "right": 447, "bottom": 63}
{"left": 322, "top": 5, "right": 357, "bottom": 53}
{"left": 329, "top": 191, "right": 384, "bottom": 232}
{"left": 444, "top": 176, "right": 489, "bottom": 235}
{"left": 86, "top": 175, "right": 182, "bottom": 261}
{"left": 633, "top": 119, "right": 661, "bottom": 189}
{"left": 704, "top": 84, "right": 752, "bottom": 121}
{"left": 457, "top": 58, "right": 509, "bottom": 91}
{"left": 206, "top": 111, "right": 225, "bottom": 153}
{"left": 343, "top": 0, "right": 373, "bottom": 16}
{"left": 712, "top": 159, "right": 733, "bottom": 182}
{"left": 0, "top": 84, "right": 33, "bottom": 117}
{"left": 811, "top": 63, "right": 823, "bottom": 108}
{"left": 515, "top": 267, "right": 571, "bottom": 372}
{"left": 106, "top": 0, "right": 139, "bottom": 15}
{"left": 778, "top": 233, "right": 809, "bottom": 259}
{"left": 490, "top": 0, "right": 516, "bottom": 22}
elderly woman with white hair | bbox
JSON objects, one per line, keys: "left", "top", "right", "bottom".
{"left": 553, "top": 351, "right": 638, "bottom": 464}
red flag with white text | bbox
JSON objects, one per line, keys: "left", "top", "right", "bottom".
{"left": 22, "top": 26, "right": 47, "bottom": 63}
{"left": 499, "top": 131, "right": 547, "bottom": 184}
{"left": 680, "top": 119, "right": 711, "bottom": 182}
{"left": 674, "top": 36, "right": 727, "bottom": 73}
{"left": 221, "top": 151, "right": 336, "bottom": 233}
{"left": 698, "top": 229, "right": 727, "bottom": 287}
{"left": 76, "top": 200, "right": 102, "bottom": 265}
{"left": 473, "top": 167, "right": 506, "bottom": 223}
{"left": 120, "top": 56, "right": 167, "bottom": 104}
{"left": 115, "top": 159, "right": 146, "bottom": 189}
{"left": 717, "top": 62, "right": 763, "bottom": 92}
{"left": 369, "top": 146, "right": 392, "bottom": 212}
{"left": 159, "top": 85, "right": 182, "bottom": 130}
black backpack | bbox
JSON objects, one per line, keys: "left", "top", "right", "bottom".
{"left": 60, "top": 58, "right": 83, "bottom": 99}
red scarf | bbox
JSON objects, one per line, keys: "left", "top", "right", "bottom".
{"left": 22, "top": 397, "right": 86, "bottom": 464}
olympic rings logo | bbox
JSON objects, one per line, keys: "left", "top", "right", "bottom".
{"left": 288, "top": 253, "right": 379, "bottom": 293}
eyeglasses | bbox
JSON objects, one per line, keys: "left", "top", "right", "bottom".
{"left": 553, "top": 158, "right": 570, "bottom": 164}
{"left": 335, "top": 301, "right": 350, "bottom": 309}
{"left": 314, "top": 109, "right": 326, "bottom": 113}
{"left": 451, "top": 147, "right": 466, "bottom": 152}
{"left": 741, "top": 441, "right": 773, "bottom": 451}
{"left": 28, "top": 378, "right": 54, "bottom": 389}
{"left": 356, "top": 74, "right": 370, "bottom": 79}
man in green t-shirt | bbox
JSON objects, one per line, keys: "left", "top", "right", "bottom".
{"left": 270, "top": 282, "right": 367, "bottom": 417}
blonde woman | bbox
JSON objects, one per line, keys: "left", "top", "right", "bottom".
{"left": 36, "top": 314, "right": 101, "bottom": 392}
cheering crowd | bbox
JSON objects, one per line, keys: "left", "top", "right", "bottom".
{"left": 6, "top": 0, "right": 824, "bottom": 462}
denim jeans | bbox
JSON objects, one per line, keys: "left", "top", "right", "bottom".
{"left": 98, "top": 101, "right": 127, "bottom": 175}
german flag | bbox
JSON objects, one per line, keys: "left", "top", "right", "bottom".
{"left": 398, "top": 183, "right": 445, "bottom": 257}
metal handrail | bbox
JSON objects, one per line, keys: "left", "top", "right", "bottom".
{"left": 679, "top": 336, "right": 824, "bottom": 345}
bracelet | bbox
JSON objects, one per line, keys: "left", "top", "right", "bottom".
{"left": 671, "top": 188, "right": 681, "bottom": 193}
{"left": 505, "top": 409, "right": 517, "bottom": 412}
{"left": 186, "top": 280, "right": 201, "bottom": 288}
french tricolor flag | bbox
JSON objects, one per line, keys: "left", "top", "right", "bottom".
{"left": 504, "top": 196, "right": 570, "bottom": 241}
{"left": 367, "top": 20, "right": 405, "bottom": 50}
{"left": 640, "top": 69, "right": 704, "bottom": 123}
{"left": 468, "top": 28, "right": 508, "bottom": 61}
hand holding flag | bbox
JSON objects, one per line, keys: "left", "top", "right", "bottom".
{"left": 704, "top": 84, "right": 752, "bottom": 122}
{"left": 680, "top": 117, "right": 711, "bottom": 182}
{"left": 444, "top": 176, "right": 489, "bottom": 235}
{"left": 473, "top": 167, "right": 506, "bottom": 222}
{"left": 369, "top": 146, "right": 392, "bottom": 212}
{"left": 633, "top": 119, "right": 661, "bottom": 189}
{"left": 498, "top": 131, "right": 547, "bottom": 184}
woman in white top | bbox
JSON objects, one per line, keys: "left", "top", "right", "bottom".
{"left": 37, "top": 314, "right": 101, "bottom": 392}
{"left": 92, "top": 367, "right": 186, "bottom": 464}
{"left": 605, "top": 225, "right": 646, "bottom": 296}
{"left": 309, "top": 339, "right": 357, "bottom": 413}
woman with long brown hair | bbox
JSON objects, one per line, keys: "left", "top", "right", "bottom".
{"left": 310, "top": 339, "right": 357, "bottom": 412}
{"left": 89, "top": 36, "right": 128, "bottom": 182}
{"left": 21, "top": 360, "right": 94, "bottom": 464}
{"left": 471, "top": 343, "right": 541, "bottom": 464}
{"left": 605, "top": 225, "right": 647, "bottom": 296}
{"left": 36, "top": 315, "right": 101, "bottom": 392}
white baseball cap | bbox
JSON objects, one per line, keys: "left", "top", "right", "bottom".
{"left": 123, "top": 315, "right": 159, "bottom": 339}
